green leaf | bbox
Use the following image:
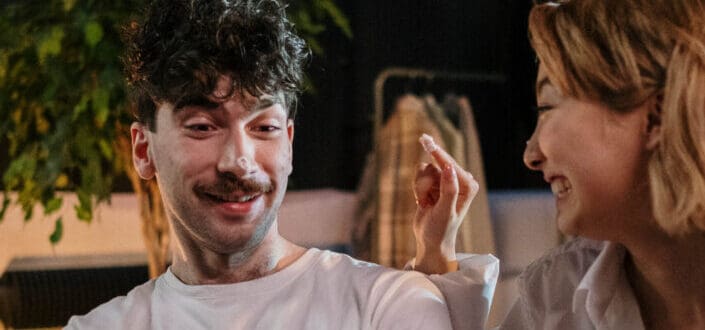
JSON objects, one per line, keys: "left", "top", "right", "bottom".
{"left": 305, "top": 37, "right": 323, "bottom": 55}
{"left": 92, "top": 88, "right": 109, "bottom": 127}
{"left": 319, "top": 0, "right": 352, "bottom": 38}
{"left": 295, "top": 10, "right": 325, "bottom": 35}
{"left": 0, "top": 53, "right": 8, "bottom": 81}
{"left": 0, "top": 195, "right": 10, "bottom": 222}
{"left": 63, "top": 0, "right": 77, "bottom": 12}
{"left": 19, "top": 179, "right": 40, "bottom": 218}
{"left": 98, "top": 139, "right": 114, "bottom": 160}
{"left": 73, "top": 94, "right": 90, "bottom": 120}
{"left": 3, "top": 156, "right": 35, "bottom": 190}
{"left": 44, "top": 196, "right": 63, "bottom": 215}
{"left": 75, "top": 190, "right": 92, "bottom": 222}
{"left": 37, "top": 27, "right": 65, "bottom": 63}
{"left": 75, "top": 204, "right": 91, "bottom": 222}
{"left": 23, "top": 206, "right": 33, "bottom": 222}
{"left": 49, "top": 217, "right": 63, "bottom": 244}
{"left": 84, "top": 21, "right": 104, "bottom": 48}
{"left": 77, "top": 190, "right": 91, "bottom": 210}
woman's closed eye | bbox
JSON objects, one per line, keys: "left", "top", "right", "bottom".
{"left": 535, "top": 105, "right": 554, "bottom": 114}
{"left": 533, "top": 105, "right": 555, "bottom": 119}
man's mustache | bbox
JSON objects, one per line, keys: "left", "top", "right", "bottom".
{"left": 195, "top": 173, "right": 273, "bottom": 196}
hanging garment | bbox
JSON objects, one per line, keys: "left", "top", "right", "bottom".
{"left": 423, "top": 94, "right": 467, "bottom": 172}
{"left": 443, "top": 95, "right": 496, "bottom": 255}
{"left": 374, "top": 94, "right": 446, "bottom": 268}
{"left": 353, "top": 93, "right": 497, "bottom": 267}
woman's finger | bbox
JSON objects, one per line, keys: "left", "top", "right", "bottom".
{"left": 419, "top": 134, "right": 456, "bottom": 168}
{"left": 419, "top": 133, "right": 477, "bottom": 203}
{"left": 414, "top": 163, "right": 440, "bottom": 208}
{"left": 436, "top": 164, "right": 459, "bottom": 216}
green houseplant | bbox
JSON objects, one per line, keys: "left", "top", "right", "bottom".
{"left": 0, "top": 0, "right": 350, "bottom": 278}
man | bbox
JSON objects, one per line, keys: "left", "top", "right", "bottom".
{"left": 67, "top": 0, "right": 497, "bottom": 328}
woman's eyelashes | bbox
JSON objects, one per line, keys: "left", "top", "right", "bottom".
{"left": 531, "top": 104, "right": 555, "bottom": 122}
{"left": 535, "top": 105, "right": 554, "bottom": 114}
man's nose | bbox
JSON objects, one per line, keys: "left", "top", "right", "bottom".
{"left": 523, "top": 132, "right": 545, "bottom": 171}
{"left": 217, "top": 132, "right": 257, "bottom": 177}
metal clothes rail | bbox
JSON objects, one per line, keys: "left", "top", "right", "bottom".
{"left": 372, "top": 67, "right": 506, "bottom": 144}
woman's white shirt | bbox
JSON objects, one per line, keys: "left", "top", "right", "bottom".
{"left": 500, "top": 238, "right": 645, "bottom": 330}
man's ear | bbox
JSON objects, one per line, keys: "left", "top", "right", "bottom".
{"left": 645, "top": 95, "right": 663, "bottom": 150}
{"left": 287, "top": 119, "right": 294, "bottom": 143}
{"left": 131, "top": 122, "right": 156, "bottom": 179}
{"left": 285, "top": 119, "right": 295, "bottom": 175}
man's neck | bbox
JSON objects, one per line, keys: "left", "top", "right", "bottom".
{"left": 170, "top": 224, "right": 307, "bottom": 285}
{"left": 623, "top": 228, "right": 705, "bottom": 330}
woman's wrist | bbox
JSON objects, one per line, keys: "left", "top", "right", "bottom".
{"left": 414, "top": 245, "right": 458, "bottom": 274}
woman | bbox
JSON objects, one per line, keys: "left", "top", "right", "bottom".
{"left": 499, "top": 0, "right": 705, "bottom": 328}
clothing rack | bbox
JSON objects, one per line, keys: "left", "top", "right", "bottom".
{"left": 372, "top": 67, "right": 506, "bottom": 145}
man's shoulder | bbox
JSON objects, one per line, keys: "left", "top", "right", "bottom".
{"left": 517, "top": 238, "right": 604, "bottom": 304}
{"left": 316, "top": 250, "right": 424, "bottom": 277}
{"left": 309, "top": 249, "right": 451, "bottom": 328}
{"left": 65, "top": 278, "right": 158, "bottom": 329}
{"left": 311, "top": 249, "right": 422, "bottom": 279}
{"left": 310, "top": 248, "right": 439, "bottom": 294}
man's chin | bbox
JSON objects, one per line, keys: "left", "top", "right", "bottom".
{"left": 211, "top": 209, "right": 278, "bottom": 252}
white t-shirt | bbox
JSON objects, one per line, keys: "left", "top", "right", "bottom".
{"left": 499, "top": 238, "right": 644, "bottom": 330}
{"left": 66, "top": 248, "right": 498, "bottom": 330}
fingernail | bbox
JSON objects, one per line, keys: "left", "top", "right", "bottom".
{"left": 419, "top": 134, "right": 438, "bottom": 153}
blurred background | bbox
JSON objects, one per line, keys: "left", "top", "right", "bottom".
{"left": 292, "top": 0, "right": 540, "bottom": 190}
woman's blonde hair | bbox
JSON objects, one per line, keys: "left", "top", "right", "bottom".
{"left": 529, "top": 0, "right": 705, "bottom": 235}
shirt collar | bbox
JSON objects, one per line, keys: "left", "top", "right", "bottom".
{"left": 572, "top": 241, "right": 645, "bottom": 329}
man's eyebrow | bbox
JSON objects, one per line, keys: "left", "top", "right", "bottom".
{"left": 174, "top": 95, "right": 220, "bottom": 112}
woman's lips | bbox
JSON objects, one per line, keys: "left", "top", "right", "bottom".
{"left": 550, "top": 177, "right": 571, "bottom": 198}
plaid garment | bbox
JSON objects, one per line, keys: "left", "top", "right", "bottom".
{"left": 375, "top": 94, "right": 445, "bottom": 268}
{"left": 445, "top": 95, "right": 496, "bottom": 255}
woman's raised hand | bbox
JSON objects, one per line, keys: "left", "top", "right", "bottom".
{"left": 412, "top": 134, "right": 480, "bottom": 274}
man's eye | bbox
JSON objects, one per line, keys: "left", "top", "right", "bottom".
{"left": 186, "top": 124, "right": 214, "bottom": 131}
{"left": 254, "top": 125, "right": 280, "bottom": 132}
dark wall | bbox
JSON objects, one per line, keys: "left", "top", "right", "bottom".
{"left": 291, "top": 0, "right": 544, "bottom": 190}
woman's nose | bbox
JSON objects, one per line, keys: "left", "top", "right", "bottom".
{"left": 523, "top": 132, "right": 545, "bottom": 171}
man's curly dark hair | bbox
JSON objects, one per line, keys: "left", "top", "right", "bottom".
{"left": 123, "top": 0, "right": 310, "bottom": 130}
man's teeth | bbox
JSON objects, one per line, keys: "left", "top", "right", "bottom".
{"left": 550, "top": 179, "right": 571, "bottom": 196}
{"left": 234, "top": 195, "right": 255, "bottom": 202}
{"left": 213, "top": 194, "right": 257, "bottom": 202}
